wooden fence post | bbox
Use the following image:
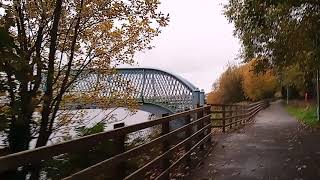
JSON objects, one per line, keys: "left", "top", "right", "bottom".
{"left": 246, "top": 104, "right": 251, "bottom": 122}
{"left": 241, "top": 105, "right": 245, "bottom": 124}
{"left": 205, "top": 106, "right": 212, "bottom": 145}
{"left": 234, "top": 105, "right": 241, "bottom": 126}
{"left": 114, "top": 122, "right": 126, "bottom": 180}
{"left": 222, "top": 105, "right": 226, "bottom": 133}
{"left": 229, "top": 106, "right": 233, "bottom": 130}
{"left": 184, "top": 109, "right": 192, "bottom": 169}
{"left": 197, "top": 104, "right": 204, "bottom": 151}
{"left": 161, "top": 113, "right": 170, "bottom": 180}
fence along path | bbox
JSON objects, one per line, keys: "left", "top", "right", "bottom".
{"left": 210, "top": 101, "right": 269, "bottom": 132}
{"left": 0, "top": 101, "right": 268, "bottom": 179}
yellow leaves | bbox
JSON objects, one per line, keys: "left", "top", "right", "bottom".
{"left": 157, "top": 16, "right": 169, "bottom": 27}
{"left": 207, "top": 91, "right": 223, "bottom": 104}
{"left": 241, "top": 61, "right": 278, "bottom": 101}
{"left": 94, "top": 48, "right": 106, "bottom": 55}
{"left": 99, "top": 21, "right": 113, "bottom": 31}
{"left": 110, "top": 30, "right": 123, "bottom": 39}
{"left": 3, "top": 0, "right": 169, "bottom": 125}
{"left": 209, "top": 60, "right": 279, "bottom": 103}
{"left": 208, "top": 64, "right": 244, "bottom": 104}
{"left": 145, "top": 0, "right": 160, "bottom": 5}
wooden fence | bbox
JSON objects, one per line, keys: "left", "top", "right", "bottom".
{"left": 210, "top": 101, "right": 269, "bottom": 132}
{"left": 0, "top": 101, "right": 268, "bottom": 179}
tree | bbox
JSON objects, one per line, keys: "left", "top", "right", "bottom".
{"left": 241, "top": 61, "right": 278, "bottom": 101}
{"left": 207, "top": 82, "right": 223, "bottom": 104}
{"left": 224, "top": 0, "right": 320, "bottom": 72}
{"left": 0, "top": 0, "right": 168, "bottom": 178}
{"left": 224, "top": 0, "right": 320, "bottom": 112}
{"left": 208, "top": 61, "right": 279, "bottom": 103}
{"left": 281, "top": 64, "right": 307, "bottom": 97}
{"left": 207, "top": 64, "right": 245, "bottom": 104}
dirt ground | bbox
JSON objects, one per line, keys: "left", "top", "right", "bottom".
{"left": 188, "top": 101, "right": 320, "bottom": 180}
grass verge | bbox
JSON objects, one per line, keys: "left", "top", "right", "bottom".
{"left": 285, "top": 104, "right": 319, "bottom": 127}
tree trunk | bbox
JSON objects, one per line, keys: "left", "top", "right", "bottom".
{"left": 6, "top": 96, "right": 33, "bottom": 180}
{"left": 31, "top": 0, "right": 63, "bottom": 179}
{"left": 317, "top": 69, "right": 319, "bottom": 121}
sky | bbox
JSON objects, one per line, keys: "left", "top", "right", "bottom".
{"left": 0, "top": 0, "right": 240, "bottom": 93}
{"left": 130, "top": 0, "right": 241, "bottom": 92}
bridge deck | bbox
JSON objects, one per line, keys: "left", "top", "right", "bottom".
{"left": 189, "top": 101, "right": 320, "bottom": 180}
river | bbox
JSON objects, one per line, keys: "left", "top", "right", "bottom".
{"left": 0, "top": 109, "right": 154, "bottom": 149}
{"left": 47, "top": 108, "right": 156, "bottom": 147}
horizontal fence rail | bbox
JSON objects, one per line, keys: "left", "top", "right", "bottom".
{"left": 210, "top": 100, "right": 269, "bottom": 132}
{"left": 0, "top": 101, "right": 269, "bottom": 179}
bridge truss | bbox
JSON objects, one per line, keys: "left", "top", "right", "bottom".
{"left": 69, "top": 68, "right": 205, "bottom": 113}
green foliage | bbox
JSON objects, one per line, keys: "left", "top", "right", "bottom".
{"left": 225, "top": 0, "right": 320, "bottom": 69}
{"left": 282, "top": 65, "right": 305, "bottom": 90}
{"left": 224, "top": 0, "right": 320, "bottom": 101}
{"left": 280, "top": 64, "right": 315, "bottom": 98}
{"left": 285, "top": 104, "right": 318, "bottom": 127}
{"left": 224, "top": 0, "right": 320, "bottom": 77}
{"left": 75, "top": 123, "right": 105, "bottom": 136}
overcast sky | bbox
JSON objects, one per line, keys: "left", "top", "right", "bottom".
{"left": 0, "top": 1, "right": 239, "bottom": 92}
{"left": 130, "top": 0, "right": 241, "bottom": 92}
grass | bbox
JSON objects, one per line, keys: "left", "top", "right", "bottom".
{"left": 285, "top": 103, "right": 319, "bottom": 127}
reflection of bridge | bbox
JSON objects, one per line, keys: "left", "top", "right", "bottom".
{"left": 70, "top": 68, "right": 205, "bottom": 114}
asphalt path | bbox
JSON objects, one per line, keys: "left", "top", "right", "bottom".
{"left": 188, "top": 101, "right": 320, "bottom": 180}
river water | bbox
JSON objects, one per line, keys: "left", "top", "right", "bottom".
{"left": 0, "top": 109, "right": 153, "bottom": 149}
{"left": 46, "top": 108, "right": 155, "bottom": 147}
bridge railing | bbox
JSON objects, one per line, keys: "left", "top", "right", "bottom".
{"left": 0, "top": 101, "right": 268, "bottom": 179}
{"left": 210, "top": 100, "right": 269, "bottom": 132}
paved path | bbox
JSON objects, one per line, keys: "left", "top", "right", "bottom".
{"left": 189, "top": 101, "right": 320, "bottom": 180}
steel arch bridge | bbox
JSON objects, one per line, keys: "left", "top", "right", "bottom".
{"left": 69, "top": 68, "right": 205, "bottom": 114}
